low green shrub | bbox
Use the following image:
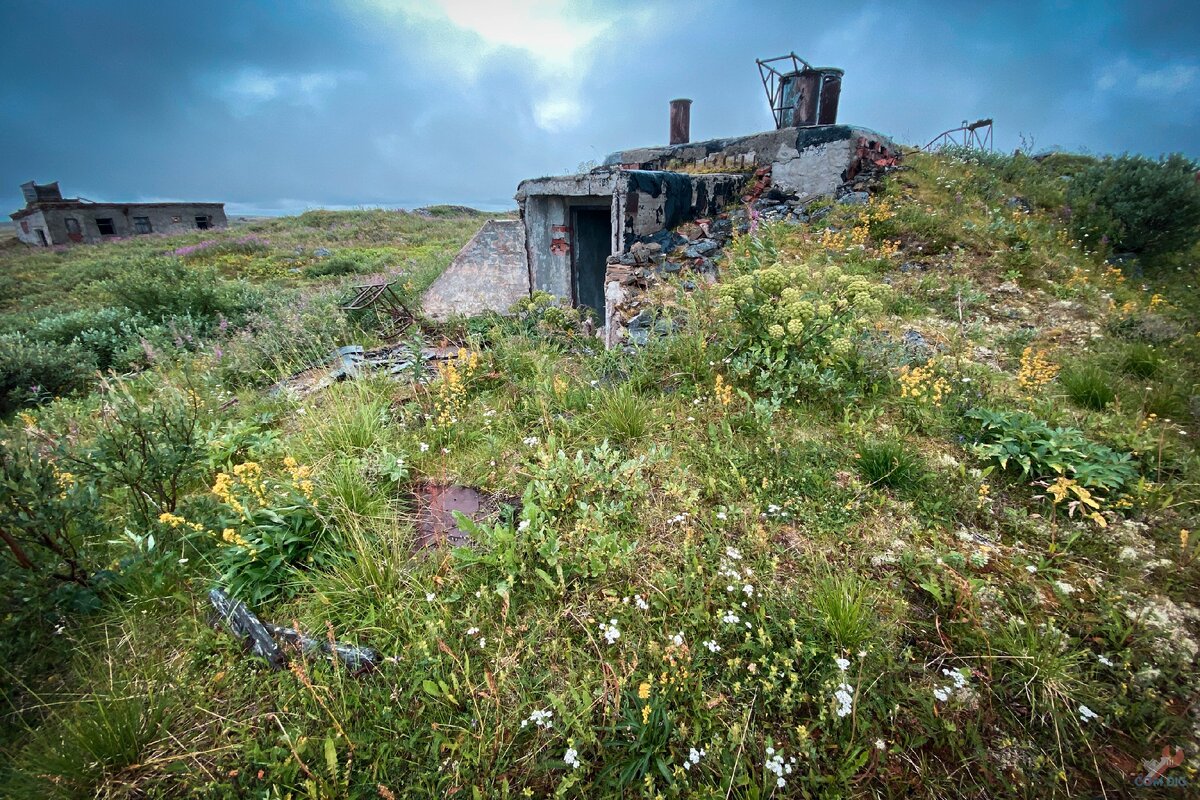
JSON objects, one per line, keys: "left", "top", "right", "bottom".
{"left": 0, "top": 431, "right": 104, "bottom": 585}
{"left": 967, "top": 408, "right": 1136, "bottom": 492}
{"left": 85, "top": 378, "right": 208, "bottom": 526}
{"left": 0, "top": 334, "right": 97, "bottom": 415}
{"left": 103, "top": 257, "right": 262, "bottom": 326}
{"left": 1066, "top": 153, "right": 1200, "bottom": 256}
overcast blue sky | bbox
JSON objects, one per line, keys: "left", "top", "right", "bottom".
{"left": 2, "top": 0, "right": 1197, "bottom": 216}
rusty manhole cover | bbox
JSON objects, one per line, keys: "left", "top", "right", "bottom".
{"left": 413, "top": 483, "right": 485, "bottom": 551}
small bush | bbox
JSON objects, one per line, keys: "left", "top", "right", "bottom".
{"left": 0, "top": 334, "right": 97, "bottom": 414}
{"left": 968, "top": 408, "right": 1136, "bottom": 492}
{"left": 303, "top": 253, "right": 371, "bottom": 279}
{"left": 1066, "top": 153, "right": 1200, "bottom": 256}
{"left": 103, "top": 257, "right": 262, "bottom": 326}
{"left": 1060, "top": 364, "right": 1116, "bottom": 410}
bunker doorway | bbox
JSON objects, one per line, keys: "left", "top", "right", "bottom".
{"left": 570, "top": 206, "right": 611, "bottom": 323}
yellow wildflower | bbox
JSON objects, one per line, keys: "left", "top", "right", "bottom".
{"left": 638, "top": 682, "right": 651, "bottom": 700}
{"left": 1017, "top": 346, "right": 1058, "bottom": 391}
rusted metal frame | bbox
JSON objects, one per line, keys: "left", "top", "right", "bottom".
{"left": 756, "top": 52, "right": 811, "bottom": 128}
{"left": 923, "top": 119, "right": 994, "bottom": 152}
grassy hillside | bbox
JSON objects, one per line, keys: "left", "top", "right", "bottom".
{"left": 1, "top": 152, "right": 1198, "bottom": 798}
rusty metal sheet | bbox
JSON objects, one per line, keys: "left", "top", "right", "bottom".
{"left": 414, "top": 483, "right": 483, "bottom": 550}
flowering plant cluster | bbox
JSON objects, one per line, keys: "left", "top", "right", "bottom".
{"left": 210, "top": 457, "right": 332, "bottom": 603}
{"left": 1017, "top": 346, "right": 1058, "bottom": 391}
{"left": 898, "top": 360, "right": 951, "bottom": 406}
{"left": 717, "top": 259, "right": 887, "bottom": 399}
{"left": 432, "top": 347, "right": 481, "bottom": 428}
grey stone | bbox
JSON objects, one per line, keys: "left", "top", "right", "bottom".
{"left": 683, "top": 239, "right": 719, "bottom": 258}
{"left": 839, "top": 191, "right": 870, "bottom": 206}
{"left": 314, "top": 247, "right": 332, "bottom": 257}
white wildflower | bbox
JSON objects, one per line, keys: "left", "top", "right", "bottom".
{"left": 835, "top": 657, "right": 851, "bottom": 672}
{"left": 1078, "top": 704, "right": 1100, "bottom": 723}
{"left": 563, "top": 747, "right": 581, "bottom": 769}
{"left": 522, "top": 436, "right": 540, "bottom": 447}
{"left": 419, "top": 442, "right": 430, "bottom": 452}
{"left": 1097, "top": 654, "right": 1114, "bottom": 667}
{"left": 834, "top": 683, "right": 854, "bottom": 718}
{"left": 671, "top": 632, "right": 684, "bottom": 647}
{"left": 703, "top": 639, "right": 721, "bottom": 653}
{"left": 521, "top": 708, "right": 554, "bottom": 729}
{"left": 1025, "top": 564, "right": 1037, "bottom": 573}
{"left": 599, "top": 619, "right": 621, "bottom": 645}
{"left": 517, "top": 519, "right": 530, "bottom": 532}
{"left": 634, "top": 594, "right": 649, "bottom": 611}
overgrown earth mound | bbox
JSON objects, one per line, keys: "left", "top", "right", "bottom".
{"left": 1, "top": 151, "right": 1198, "bottom": 797}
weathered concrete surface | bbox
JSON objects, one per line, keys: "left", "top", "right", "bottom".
{"left": 515, "top": 169, "right": 743, "bottom": 303}
{"left": 422, "top": 219, "right": 529, "bottom": 320}
{"left": 604, "top": 124, "right": 894, "bottom": 200}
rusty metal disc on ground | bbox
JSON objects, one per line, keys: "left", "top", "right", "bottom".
{"left": 413, "top": 483, "right": 484, "bottom": 551}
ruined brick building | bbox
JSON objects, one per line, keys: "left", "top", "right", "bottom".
{"left": 9, "top": 181, "right": 227, "bottom": 246}
{"left": 422, "top": 54, "right": 898, "bottom": 345}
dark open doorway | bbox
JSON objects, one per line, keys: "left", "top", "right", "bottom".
{"left": 570, "top": 207, "right": 611, "bottom": 322}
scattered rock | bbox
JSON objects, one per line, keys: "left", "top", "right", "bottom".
{"left": 839, "top": 191, "right": 870, "bottom": 206}
{"left": 682, "top": 239, "right": 719, "bottom": 258}
{"left": 313, "top": 247, "right": 332, "bottom": 258}
{"left": 995, "top": 280, "right": 1022, "bottom": 296}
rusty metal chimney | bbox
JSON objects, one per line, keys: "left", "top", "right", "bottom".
{"left": 669, "top": 98, "right": 692, "bottom": 145}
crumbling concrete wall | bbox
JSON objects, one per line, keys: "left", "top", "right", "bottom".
{"left": 12, "top": 208, "right": 49, "bottom": 246}
{"left": 422, "top": 219, "right": 530, "bottom": 321}
{"left": 515, "top": 168, "right": 743, "bottom": 304}
{"left": 604, "top": 124, "right": 895, "bottom": 201}
{"left": 517, "top": 171, "right": 620, "bottom": 299}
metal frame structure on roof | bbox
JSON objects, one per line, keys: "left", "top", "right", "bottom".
{"left": 756, "top": 52, "right": 813, "bottom": 129}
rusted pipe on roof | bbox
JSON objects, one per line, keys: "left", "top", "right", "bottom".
{"left": 669, "top": 98, "right": 692, "bottom": 145}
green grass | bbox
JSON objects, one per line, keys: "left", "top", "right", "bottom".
{"left": 856, "top": 437, "right": 928, "bottom": 494}
{"left": 1061, "top": 363, "right": 1117, "bottom": 410}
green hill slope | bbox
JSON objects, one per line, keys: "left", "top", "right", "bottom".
{"left": 0, "top": 151, "right": 1197, "bottom": 798}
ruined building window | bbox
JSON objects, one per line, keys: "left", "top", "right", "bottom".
{"left": 65, "top": 218, "right": 80, "bottom": 235}
{"left": 133, "top": 216, "right": 152, "bottom": 234}
{"left": 195, "top": 215, "right": 211, "bottom": 230}
{"left": 95, "top": 218, "right": 116, "bottom": 236}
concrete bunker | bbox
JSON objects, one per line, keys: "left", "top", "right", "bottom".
{"left": 514, "top": 168, "right": 743, "bottom": 323}
{"left": 421, "top": 51, "right": 898, "bottom": 344}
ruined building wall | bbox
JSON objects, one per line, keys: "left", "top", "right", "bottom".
{"left": 12, "top": 203, "right": 227, "bottom": 246}
{"left": 422, "top": 219, "right": 531, "bottom": 321}
{"left": 605, "top": 125, "right": 895, "bottom": 201}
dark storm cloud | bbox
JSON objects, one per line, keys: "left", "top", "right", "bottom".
{"left": 2, "top": 0, "right": 1197, "bottom": 216}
